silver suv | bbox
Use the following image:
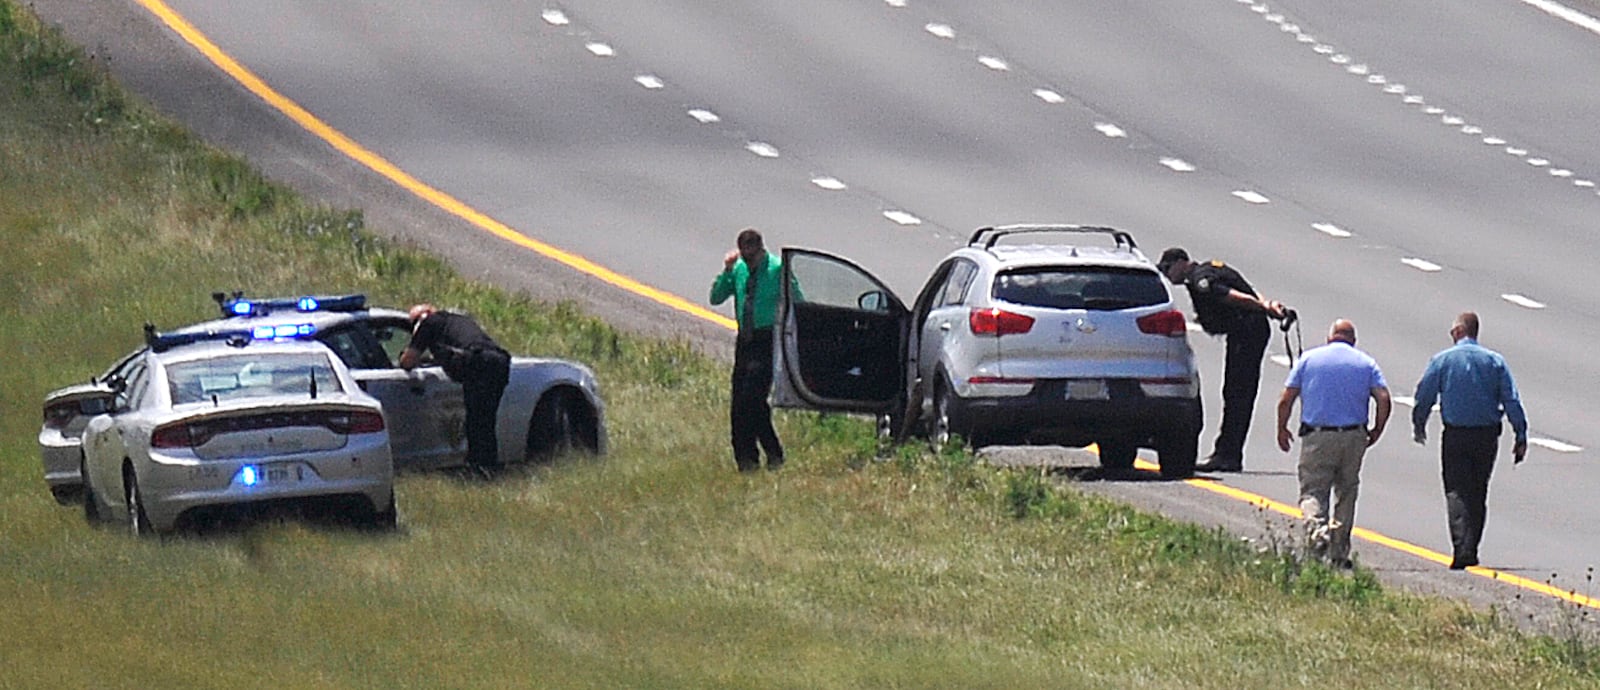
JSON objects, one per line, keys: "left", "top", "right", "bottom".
{"left": 772, "top": 225, "right": 1202, "bottom": 477}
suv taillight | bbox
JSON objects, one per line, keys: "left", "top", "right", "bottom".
{"left": 970, "top": 308, "right": 1035, "bottom": 336}
{"left": 1136, "top": 309, "right": 1187, "bottom": 336}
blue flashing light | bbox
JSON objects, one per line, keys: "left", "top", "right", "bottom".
{"left": 230, "top": 300, "right": 255, "bottom": 316}
{"left": 251, "top": 325, "right": 275, "bottom": 339}
{"left": 241, "top": 466, "right": 259, "bottom": 486}
{"left": 249, "top": 324, "right": 316, "bottom": 340}
{"left": 297, "top": 296, "right": 319, "bottom": 312}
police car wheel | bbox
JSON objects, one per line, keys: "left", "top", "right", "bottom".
{"left": 1156, "top": 427, "right": 1199, "bottom": 479}
{"left": 125, "top": 468, "right": 154, "bottom": 537}
{"left": 81, "top": 454, "right": 102, "bottom": 524}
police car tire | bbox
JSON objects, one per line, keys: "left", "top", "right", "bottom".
{"left": 526, "top": 391, "right": 579, "bottom": 464}
{"left": 81, "top": 454, "right": 102, "bottom": 524}
{"left": 125, "top": 468, "right": 154, "bottom": 538}
{"left": 368, "top": 492, "right": 400, "bottom": 531}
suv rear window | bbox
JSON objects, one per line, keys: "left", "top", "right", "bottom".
{"left": 992, "top": 266, "right": 1167, "bottom": 310}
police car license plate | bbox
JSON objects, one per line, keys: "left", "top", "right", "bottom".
{"left": 1066, "top": 379, "right": 1109, "bottom": 400}
{"left": 261, "top": 462, "right": 307, "bottom": 483}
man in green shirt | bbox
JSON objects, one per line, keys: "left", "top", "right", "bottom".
{"left": 710, "top": 228, "right": 786, "bottom": 472}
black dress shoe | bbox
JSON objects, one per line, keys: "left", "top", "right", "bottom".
{"left": 1196, "top": 456, "right": 1243, "bottom": 472}
{"left": 1448, "top": 556, "right": 1479, "bottom": 570}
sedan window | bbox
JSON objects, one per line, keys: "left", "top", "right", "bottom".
{"left": 993, "top": 267, "right": 1167, "bottom": 311}
{"left": 167, "top": 353, "right": 343, "bottom": 405}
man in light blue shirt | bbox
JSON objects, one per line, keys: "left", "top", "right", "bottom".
{"left": 1275, "top": 319, "right": 1392, "bottom": 569}
{"left": 1412, "top": 311, "right": 1528, "bottom": 570}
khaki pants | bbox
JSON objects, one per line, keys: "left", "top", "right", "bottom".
{"left": 1297, "top": 428, "right": 1368, "bottom": 562}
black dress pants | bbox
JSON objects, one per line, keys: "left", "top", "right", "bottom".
{"left": 731, "top": 328, "right": 784, "bottom": 471}
{"left": 1214, "top": 315, "right": 1270, "bottom": 463}
{"left": 1441, "top": 425, "right": 1500, "bottom": 562}
{"left": 461, "top": 348, "right": 511, "bottom": 468}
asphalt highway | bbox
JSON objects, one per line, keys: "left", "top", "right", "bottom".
{"left": 35, "top": 0, "right": 1600, "bottom": 612}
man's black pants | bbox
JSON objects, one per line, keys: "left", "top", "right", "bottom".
{"left": 462, "top": 348, "right": 511, "bottom": 468}
{"left": 1441, "top": 425, "right": 1500, "bottom": 562}
{"left": 1214, "top": 314, "right": 1270, "bottom": 463}
{"left": 731, "top": 327, "right": 784, "bottom": 471}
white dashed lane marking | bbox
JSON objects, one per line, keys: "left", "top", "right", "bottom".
{"left": 1401, "top": 257, "right": 1442, "bottom": 272}
{"left": 883, "top": 210, "right": 923, "bottom": 226}
{"left": 687, "top": 109, "right": 721, "bottom": 124}
{"left": 1094, "top": 122, "right": 1127, "bottom": 138}
{"left": 1160, "top": 157, "right": 1196, "bottom": 172}
{"left": 585, "top": 42, "right": 615, "bottom": 57}
{"left": 1502, "top": 293, "right": 1547, "bottom": 309}
{"left": 1312, "top": 222, "right": 1351, "bottom": 238}
{"left": 1033, "top": 89, "right": 1066, "bottom": 104}
{"left": 925, "top": 23, "right": 955, "bottom": 39}
{"left": 1531, "top": 438, "right": 1584, "bottom": 453}
{"left": 541, "top": 9, "right": 569, "bottom": 25}
{"left": 1232, "top": 190, "right": 1270, "bottom": 204}
{"left": 634, "top": 75, "right": 664, "bottom": 89}
{"left": 745, "top": 142, "right": 780, "bottom": 158}
{"left": 978, "top": 56, "right": 1009, "bottom": 71}
{"left": 811, "top": 177, "right": 847, "bottom": 191}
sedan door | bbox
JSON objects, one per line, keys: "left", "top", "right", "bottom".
{"left": 772, "top": 248, "right": 910, "bottom": 414}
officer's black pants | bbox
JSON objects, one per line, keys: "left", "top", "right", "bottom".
{"left": 1214, "top": 315, "right": 1270, "bottom": 462}
{"left": 462, "top": 348, "right": 511, "bottom": 468}
{"left": 731, "top": 327, "right": 784, "bottom": 471}
{"left": 1441, "top": 425, "right": 1500, "bottom": 562}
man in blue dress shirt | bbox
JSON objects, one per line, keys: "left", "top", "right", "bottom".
{"left": 1412, "top": 311, "right": 1528, "bottom": 570}
{"left": 1275, "top": 319, "right": 1392, "bottom": 569}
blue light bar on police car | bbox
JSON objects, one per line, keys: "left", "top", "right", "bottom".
{"left": 251, "top": 324, "right": 317, "bottom": 339}
{"left": 219, "top": 293, "right": 366, "bottom": 318}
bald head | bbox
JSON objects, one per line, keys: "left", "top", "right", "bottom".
{"left": 1328, "top": 319, "right": 1356, "bottom": 345}
{"left": 408, "top": 303, "right": 436, "bottom": 323}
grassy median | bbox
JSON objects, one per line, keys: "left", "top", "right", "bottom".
{"left": 1, "top": 3, "right": 1596, "bottom": 688}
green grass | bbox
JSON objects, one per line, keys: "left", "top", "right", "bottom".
{"left": 1, "top": 3, "right": 1596, "bottom": 687}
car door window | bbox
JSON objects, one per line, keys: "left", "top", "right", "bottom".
{"left": 938, "top": 261, "right": 978, "bottom": 307}
{"left": 781, "top": 249, "right": 905, "bottom": 404}
{"left": 365, "top": 318, "right": 413, "bottom": 367}
{"left": 118, "top": 362, "right": 150, "bottom": 411}
{"left": 319, "top": 325, "right": 394, "bottom": 369}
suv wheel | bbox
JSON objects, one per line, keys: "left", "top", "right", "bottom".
{"left": 1156, "top": 426, "right": 1199, "bottom": 479}
{"left": 1097, "top": 439, "right": 1138, "bottom": 470}
{"left": 933, "top": 375, "right": 977, "bottom": 449}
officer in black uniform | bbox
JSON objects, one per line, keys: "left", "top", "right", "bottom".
{"left": 400, "top": 304, "right": 512, "bottom": 473}
{"left": 1157, "top": 248, "right": 1288, "bottom": 472}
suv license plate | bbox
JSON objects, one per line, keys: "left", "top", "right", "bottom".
{"left": 1066, "top": 380, "right": 1109, "bottom": 400}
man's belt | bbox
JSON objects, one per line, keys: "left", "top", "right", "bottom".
{"left": 1299, "top": 423, "right": 1364, "bottom": 436}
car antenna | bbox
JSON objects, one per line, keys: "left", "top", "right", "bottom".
{"left": 308, "top": 366, "right": 318, "bottom": 399}
{"left": 212, "top": 394, "right": 219, "bottom": 407}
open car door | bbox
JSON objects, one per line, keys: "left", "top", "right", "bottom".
{"left": 772, "top": 248, "right": 910, "bottom": 414}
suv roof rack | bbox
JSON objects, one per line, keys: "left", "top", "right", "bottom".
{"left": 968, "top": 224, "right": 1137, "bottom": 252}
{"left": 211, "top": 291, "right": 367, "bottom": 318}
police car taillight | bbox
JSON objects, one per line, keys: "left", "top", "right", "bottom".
{"left": 1137, "top": 309, "right": 1187, "bottom": 336}
{"left": 969, "top": 308, "right": 1035, "bottom": 336}
{"left": 325, "top": 410, "right": 385, "bottom": 435}
{"left": 43, "top": 402, "right": 77, "bottom": 429}
{"left": 150, "top": 422, "right": 216, "bottom": 449}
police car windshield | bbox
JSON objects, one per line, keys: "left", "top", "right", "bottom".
{"left": 167, "top": 353, "right": 342, "bottom": 405}
{"left": 993, "top": 266, "right": 1167, "bottom": 311}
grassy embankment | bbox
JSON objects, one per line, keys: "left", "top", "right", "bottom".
{"left": 0, "top": 3, "right": 1596, "bottom": 687}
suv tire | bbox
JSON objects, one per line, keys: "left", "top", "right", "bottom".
{"left": 1156, "top": 425, "right": 1200, "bottom": 479}
{"left": 1097, "top": 439, "right": 1138, "bottom": 470}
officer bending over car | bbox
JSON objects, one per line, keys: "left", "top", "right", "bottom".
{"left": 400, "top": 304, "right": 511, "bottom": 474}
{"left": 1158, "top": 247, "right": 1289, "bottom": 473}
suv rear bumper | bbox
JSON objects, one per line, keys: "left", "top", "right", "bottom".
{"left": 958, "top": 379, "right": 1200, "bottom": 445}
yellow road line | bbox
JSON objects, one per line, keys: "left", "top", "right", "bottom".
{"left": 138, "top": 0, "right": 1592, "bottom": 611}
{"left": 1131, "top": 459, "right": 1600, "bottom": 610}
{"left": 133, "top": 0, "right": 736, "bottom": 333}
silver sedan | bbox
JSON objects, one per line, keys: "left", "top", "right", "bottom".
{"left": 80, "top": 331, "right": 396, "bottom": 535}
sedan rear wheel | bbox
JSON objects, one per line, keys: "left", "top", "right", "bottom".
{"left": 81, "top": 454, "right": 102, "bottom": 524}
{"left": 125, "top": 468, "right": 154, "bottom": 538}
